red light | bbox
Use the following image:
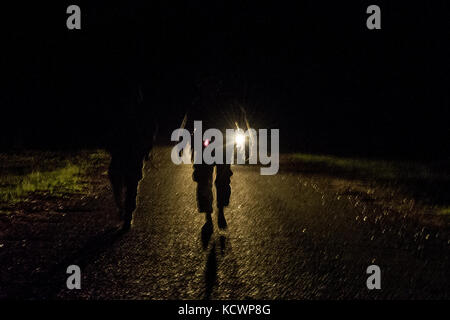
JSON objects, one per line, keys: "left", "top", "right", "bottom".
{"left": 203, "top": 139, "right": 210, "bottom": 147}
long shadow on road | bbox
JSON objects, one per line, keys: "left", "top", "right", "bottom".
{"left": 18, "top": 226, "right": 127, "bottom": 299}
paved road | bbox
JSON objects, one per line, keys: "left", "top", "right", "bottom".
{"left": 58, "top": 147, "right": 449, "bottom": 299}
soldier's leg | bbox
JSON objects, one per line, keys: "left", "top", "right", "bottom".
{"left": 194, "top": 163, "right": 214, "bottom": 247}
{"left": 193, "top": 163, "right": 214, "bottom": 215}
{"left": 108, "top": 154, "right": 125, "bottom": 219}
{"left": 215, "top": 164, "right": 232, "bottom": 229}
{"left": 123, "top": 157, "right": 145, "bottom": 230}
{"left": 215, "top": 164, "right": 232, "bottom": 208}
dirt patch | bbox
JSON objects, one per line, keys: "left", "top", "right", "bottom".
{"left": 0, "top": 150, "right": 120, "bottom": 299}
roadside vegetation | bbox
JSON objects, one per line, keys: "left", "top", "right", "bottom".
{"left": 290, "top": 153, "right": 450, "bottom": 214}
{"left": 0, "top": 150, "right": 110, "bottom": 211}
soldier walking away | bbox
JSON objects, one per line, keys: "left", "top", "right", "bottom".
{"left": 106, "top": 85, "right": 155, "bottom": 231}
{"left": 186, "top": 76, "right": 248, "bottom": 245}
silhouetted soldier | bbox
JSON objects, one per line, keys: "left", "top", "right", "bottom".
{"left": 186, "top": 76, "right": 244, "bottom": 241}
{"left": 105, "top": 85, "right": 155, "bottom": 231}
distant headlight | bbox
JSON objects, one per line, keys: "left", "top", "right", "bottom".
{"left": 235, "top": 132, "right": 246, "bottom": 148}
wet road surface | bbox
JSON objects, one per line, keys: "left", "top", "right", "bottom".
{"left": 58, "top": 147, "right": 449, "bottom": 299}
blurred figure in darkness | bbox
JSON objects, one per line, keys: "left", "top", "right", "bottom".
{"left": 105, "top": 84, "right": 156, "bottom": 231}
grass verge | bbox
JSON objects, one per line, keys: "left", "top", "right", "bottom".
{"left": 290, "top": 152, "right": 450, "bottom": 209}
{"left": 0, "top": 150, "right": 109, "bottom": 208}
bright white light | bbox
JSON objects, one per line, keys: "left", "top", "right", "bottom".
{"left": 235, "top": 133, "right": 245, "bottom": 148}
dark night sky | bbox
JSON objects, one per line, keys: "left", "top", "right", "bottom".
{"left": 2, "top": 1, "right": 449, "bottom": 158}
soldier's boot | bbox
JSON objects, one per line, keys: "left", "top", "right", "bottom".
{"left": 197, "top": 182, "right": 213, "bottom": 214}
{"left": 217, "top": 206, "right": 227, "bottom": 230}
{"left": 216, "top": 164, "right": 232, "bottom": 230}
{"left": 122, "top": 177, "right": 139, "bottom": 232}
